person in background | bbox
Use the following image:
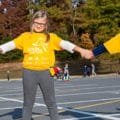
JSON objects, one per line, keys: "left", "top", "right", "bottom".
{"left": 63, "top": 63, "right": 70, "bottom": 81}
{"left": 54, "top": 66, "right": 62, "bottom": 79}
{"left": 86, "top": 65, "right": 92, "bottom": 77}
{"left": 91, "top": 63, "right": 96, "bottom": 76}
{"left": 92, "top": 33, "right": 120, "bottom": 76}
{"left": 82, "top": 65, "right": 87, "bottom": 77}
{"left": 7, "top": 70, "right": 10, "bottom": 81}
{"left": 0, "top": 10, "right": 93, "bottom": 120}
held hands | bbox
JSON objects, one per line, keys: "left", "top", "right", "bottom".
{"left": 80, "top": 48, "right": 94, "bottom": 59}
{"left": 73, "top": 46, "right": 94, "bottom": 59}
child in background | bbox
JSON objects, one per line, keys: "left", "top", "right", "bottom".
{"left": 54, "top": 67, "right": 62, "bottom": 79}
{"left": 91, "top": 63, "right": 96, "bottom": 76}
{"left": 63, "top": 63, "right": 70, "bottom": 81}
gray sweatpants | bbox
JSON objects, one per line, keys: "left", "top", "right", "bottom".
{"left": 22, "top": 69, "right": 59, "bottom": 120}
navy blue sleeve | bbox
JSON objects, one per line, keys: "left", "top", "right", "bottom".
{"left": 92, "top": 44, "right": 107, "bottom": 56}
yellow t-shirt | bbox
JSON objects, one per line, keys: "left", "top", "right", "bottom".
{"left": 14, "top": 32, "right": 62, "bottom": 70}
{"left": 104, "top": 34, "right": 120, "bottom": 54}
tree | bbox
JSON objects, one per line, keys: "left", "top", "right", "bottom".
{"left": 0, "top": 0, "right": 120, "bottom": 62}
{"left": 0, "top": 0, "right": 29, "bottom": 39}
{"left": 83, "top": 0, "right": 120, "bottom": 43}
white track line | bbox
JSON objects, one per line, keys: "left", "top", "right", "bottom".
{"left": 109, "top": 114, "right": 120, "bottom": 116}
{"left": 0, "top": 106, "right": 22, "bottom": 111}
{"left": 0, "top": 97, "right": 46, "bottom": 107}
{"left": 57, "top": 97, "right": 120, "bottom": 105}
{"left": 0, "top": 89, "right": 120, "bottom": 98}
{"left": 56, "top": 84, "right": 98, "bottom": 88}
{"left": 0, "top": 88, "right": 120, "bottom": 99}
{"left": 0, "top": 96, "right": 120, "bottom": 120}
{"left": 0, "top": 95, "right": 120, "bottom": 105}
{"left": 66, "top": 85, "right": 120, "bottom": 90}
{"left": 59, "top": 106, "right": 120, "bottom": 120}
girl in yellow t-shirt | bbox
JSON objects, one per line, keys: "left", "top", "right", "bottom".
{"left": 0, "top": 10, "right": 93, "bottom": 120}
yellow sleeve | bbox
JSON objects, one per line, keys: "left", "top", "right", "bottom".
{"left": 50, "top": 33, "right": 62, "bottom": 51}
{"left": 13, "top": 32, "right": 29, "bottom": 50}
{"left": 104, "top": 34, "right": 120, "bottom": 54}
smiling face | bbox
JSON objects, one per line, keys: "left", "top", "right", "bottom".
{"left": 30, "top": 10, "right": 48, "bottom": 33}
{"left": 32, "top": 18, "right": 47, "bottom": 33}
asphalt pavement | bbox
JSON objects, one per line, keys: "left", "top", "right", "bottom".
{"left": 0, "top": 74, "right": 120, "bottom": 120}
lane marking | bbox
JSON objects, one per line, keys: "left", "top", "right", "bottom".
{"left": 32, "top": 99, "right": 120, "bottom": 119}
{"left": 109, "top": 114, "right": 120, "bottom": 116}
{"left": 0, "top": 97, "right": 46, "bottom": 107}
{"left": 0, "top": 89, "right": 23, "bottom": 94}
{"left": 0, "top": 95, "right": 120, "bottom": 106}
{"left": 58, "top": 105, "right": 120, "bottom": 120}
{"left": 55, "top": 85, "right": 120, "bottom": 95}
{"left": 57, "top": 97, "right": 120, "bottom": 105}
{"left": 0, "top": 93, "right": 23, "bottom": 97}
{"left": 74, "top": 99, "right": 120, "bottom": 109}
{"left": 32, "top": 103, "right": 120, "bottom": 120}
{"left": 0, "top": 96, "right": 120, "bottom": 120}
{"left": 61, "top": 116, "right": 98, "bottom": 120}
{"left": 56, "top": 84, "right": 98, "bottom": 89}
{"left": 38, "top": 90, "right": 120, "bottom": 98}
{"left": 0, "top": 89, "right": 120, "bottom": 99}
{"left": 0, "top": 106, "right": 22, "bottom": 111}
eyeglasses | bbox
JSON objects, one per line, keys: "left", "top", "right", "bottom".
{"left": 33, "top": 22, "right": 46, "bottom": 27}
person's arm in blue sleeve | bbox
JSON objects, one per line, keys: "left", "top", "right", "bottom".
{"left": 92, "top": 44, "right": 108, "bottom": 56}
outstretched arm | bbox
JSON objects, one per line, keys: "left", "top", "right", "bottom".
{"left": 0, "top": 41, "right": 16, "bottom": 54}
{"left": 60, "top": 40, "right": 94, "bottom": 59}
{"left": 92, "top": 33, "right": 120, "bottom": 56}
{"left": 92, "top": 44, "right": 108, "bottom": 56}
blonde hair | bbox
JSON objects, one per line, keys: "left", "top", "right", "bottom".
{"left": 30, "top": 10, "right": 50, "bottom": 42}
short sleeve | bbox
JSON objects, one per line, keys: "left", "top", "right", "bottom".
{"left": 13, "top": 32, "right": 29, "bottom": 50}
{"left": 50, "top": 33, "right": 62, "bottom": 51}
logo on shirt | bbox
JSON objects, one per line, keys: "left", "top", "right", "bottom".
{"left": 28, "top": 39, "right": 48, "bottom": 54}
